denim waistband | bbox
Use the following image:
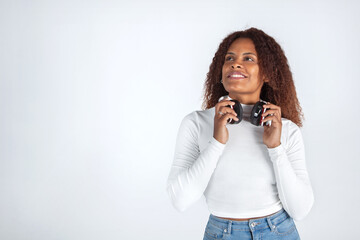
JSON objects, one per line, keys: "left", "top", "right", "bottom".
{"left": 208, "top": 208, "right": 290, "bottom": 232}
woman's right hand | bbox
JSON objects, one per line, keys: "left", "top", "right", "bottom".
{"left": 213, "top": 99, "right": 239, "bottom": 144}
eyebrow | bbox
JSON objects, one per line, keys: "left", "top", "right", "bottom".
{"left": 226, "top": 51, "right": 257, "bottom": 56}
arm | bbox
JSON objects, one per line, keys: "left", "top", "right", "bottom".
{"left": 166, "top": 112, "right": 226, "bottom": 212}
{"left": 267, "top": 122, "right": 314, "bottom": 221}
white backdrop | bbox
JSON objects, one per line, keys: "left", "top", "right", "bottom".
{"left": 1, "top": 0, "right": 359, "bottom": 239}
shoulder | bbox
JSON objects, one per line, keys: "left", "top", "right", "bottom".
{"left": 281, "top": 118, "right": 304, "bottom": 150}
{"left": 181, "top": 107, "right": 214, "bottom": 124}
{"left": 281, "top": 118, "right": 302, "bottom": 137}
{"left": 281, "top": 118, "right": 300, "bottom": 131}
{"left": 176, "top": 108, "right": 214, "bottom": 140}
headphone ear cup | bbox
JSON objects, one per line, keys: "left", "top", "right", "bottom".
{"left": 229, "top": 100, "right": 243, "bottom": 124}
{"left": 250, "top": 101, "right": 265, "bottom": 126}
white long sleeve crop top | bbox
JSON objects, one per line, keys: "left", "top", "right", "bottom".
{"left": 166, "top": 103, "right": 314, "bottom": 221}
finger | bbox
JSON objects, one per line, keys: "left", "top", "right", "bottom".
{"left": 262, "top": 110, "right": 280, "bottom": 121}
{"left": 263, "top": 104, "right": 281, "bottom": 117}
{"left": 263, "top": 103, "right": 281, "bottom": 111}
{"left": 262, "top": 109, "right": 281, "bottom": 120}
{"left": 220, "top": 112, "right": 239, "bottom": 123}
{"left": 261, "top": 114, "right": 281, "bottom": 124}
{"left": 216, "top": 100, "right": 235, "bottom": 111}
{"left": 216, "top": 100, "right": 236, "bottom": 114}
{"left": 219, "top": 105, "right": 238, "bottom": 116}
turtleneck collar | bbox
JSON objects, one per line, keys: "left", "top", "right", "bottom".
{"left": 221, "top": 95, "right": 257, "bottom": 115}
{"left": 240, "top": 103, "right": 254, "bottom": 116}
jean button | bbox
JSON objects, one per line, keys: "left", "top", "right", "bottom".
{"left": 224, "top": 229, "right": 227, "bottom": 233}
{"left": 251, "top": 222, "right": 256, "bottom": 227}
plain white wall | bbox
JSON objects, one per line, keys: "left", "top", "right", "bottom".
{"left": 1, "top": 0, "right": 359, "bottom": 239}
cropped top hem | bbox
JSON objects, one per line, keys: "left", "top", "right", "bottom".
{"left": 209, "top": 204, "right": 283, "bottom": 219}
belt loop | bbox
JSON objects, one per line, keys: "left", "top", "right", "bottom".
{"left": 266, "top": 217, "right": 276, "bottom": 232}
{"left": 227, "top": 220, "right": 232, "bottom": 234}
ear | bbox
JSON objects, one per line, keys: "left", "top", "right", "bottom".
{"left": 261, "top": 74, "right": 269, "bottom": 83}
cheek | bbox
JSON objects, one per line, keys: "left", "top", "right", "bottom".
{"left": 248, "top": 66, "right": 259, "bottom": 77}
{"left": 221, "top": 66, "right": 227, "bottom": 76}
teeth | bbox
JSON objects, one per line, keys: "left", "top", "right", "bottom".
{"left": 231, "top": 74, "right": 245, "bottom": 77}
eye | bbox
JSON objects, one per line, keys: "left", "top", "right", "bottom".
{"left": 225, "top": 56, "right": 233, "bottom": 61}
{"left": 244, "top": 56, "right": 254, "bottom": 62}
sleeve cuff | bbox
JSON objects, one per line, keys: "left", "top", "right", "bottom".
{"left": 208, "top": 136, "right": 226, "bottom": 151}
{"left": 267, "top": 143, "right": 286, "bottom": 162}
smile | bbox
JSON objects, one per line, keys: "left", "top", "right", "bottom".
{"left": 227, "top": 71, "right": 248, "bottom": 79}
{"left": 229, "top": 74, "right": 246, "bottom": 78}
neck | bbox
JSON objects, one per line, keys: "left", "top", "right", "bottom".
{"left": 228, "top": 93, "right": 260, "bottom": 105}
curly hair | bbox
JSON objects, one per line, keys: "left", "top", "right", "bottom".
{"left": 201, "top": 27, "right": 304, "bottom": 127}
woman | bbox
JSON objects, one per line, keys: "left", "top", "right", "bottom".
{"left": 166, "top": 27, "right": 314, "bottom": 240}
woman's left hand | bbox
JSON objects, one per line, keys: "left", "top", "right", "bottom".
{"left": 262, "top": 103, "right": 282, "bottom": 148}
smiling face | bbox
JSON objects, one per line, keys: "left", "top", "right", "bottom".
{"left": 221, "top": 38, "right": 268, "bottom": 104}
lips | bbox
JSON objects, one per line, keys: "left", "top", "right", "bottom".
{"left": 227, "top": 71, "right": 247, "bottom": 79}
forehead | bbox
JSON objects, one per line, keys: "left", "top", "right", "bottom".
{"left": 227, "top": 38, "right": 256, "bottom": 54}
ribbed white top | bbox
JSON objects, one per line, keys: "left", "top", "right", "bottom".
{"left": 166, "top": 105, "right": 314, "bottom": 221}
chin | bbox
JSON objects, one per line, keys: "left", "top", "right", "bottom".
{"left": 226, "top": 87, "right": 250, "bottom": 93}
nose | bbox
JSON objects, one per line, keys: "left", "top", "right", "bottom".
{"left": 231, "top": 62, "right": 243, "bottom": 69}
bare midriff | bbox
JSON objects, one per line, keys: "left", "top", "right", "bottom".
{"left": 215, "top": 210, "right": 281, "bottom": 221}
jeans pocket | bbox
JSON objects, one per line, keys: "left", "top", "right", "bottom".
{"left": 274, "top": 217, "right": 296, "bottom": 236}
{"left": 204, "top": 222, "right": 224, "bottom": 240}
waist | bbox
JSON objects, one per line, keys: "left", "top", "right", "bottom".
{"left": 207, "top": 209, "right": 294, "bottom": 233}
{"left": 213, "top": 209, "right": 283, "bottom": 222}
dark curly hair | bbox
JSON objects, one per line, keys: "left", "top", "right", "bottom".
{"left": 201, "top": 27, "right": 304, "bottom": 127}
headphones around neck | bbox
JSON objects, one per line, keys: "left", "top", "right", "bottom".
{"left": 218, "top": 95, "right": 272, "bottom": 126}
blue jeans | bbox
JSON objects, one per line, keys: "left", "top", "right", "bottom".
{"left": 203, "top": 209, "right": 300, "bottom": 240}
